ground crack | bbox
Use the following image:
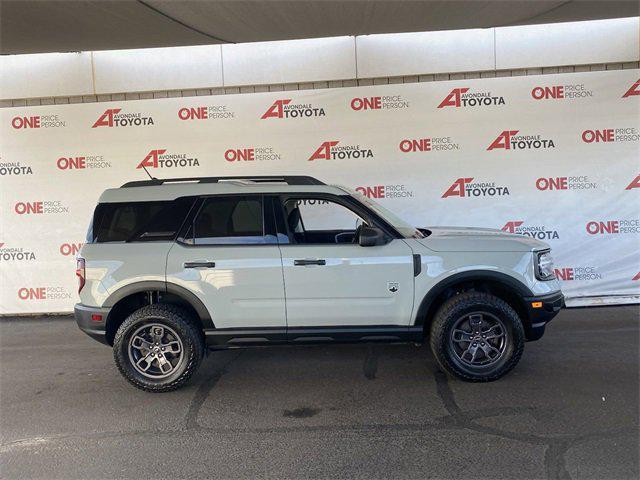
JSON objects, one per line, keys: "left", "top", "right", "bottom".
{"left": 184, "top": 351, "right": 242, "bottom": 431}
{"left": 363, "top": 345, "right": 378, "bottom": 380}
{"left": 429, "top": 361, "right": 636, "bottom": 480}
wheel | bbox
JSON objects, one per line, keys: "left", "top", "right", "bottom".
{"left": 429, "top": 292, "right": 525, "bottom": 382}
{"left": 113, "top": 304, "right": 204, "bottom": 392}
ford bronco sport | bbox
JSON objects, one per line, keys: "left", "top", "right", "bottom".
{"left": 75, "top": 176, "right": 564, "bottom": 392}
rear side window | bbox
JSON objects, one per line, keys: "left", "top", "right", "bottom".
{"left": 89, "top": 197, "right": 195, "bottom": 243}
{"left": 184, "top": 195, "right": 274, "bottom": 245}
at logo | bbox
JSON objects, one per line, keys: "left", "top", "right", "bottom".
{"left": 92, "top": 108, "right": 154, "bottom": 128}
{"left": 487, "top": 130, "right": 555, "bottom": 150}
{"left": 137, "top": 149, "right": 200, "bottom": 169}
{"left": 92, "top": 109, "right": 122, "bottom": 128}
{"left": 501, "top": 221, "right": 524, "bottom": 233}
{"left": 442, "top": 178, "right": 474, "bottom": 198}
{"left": 138, "top": 149, "right": 166, "bottom": 169}
{"left": 308, "top": 141, "right": 340, "bottom": 161}
{"left": 622, "top": 79, "right": 640, "bottom": 98}
{"left": 437, "top": 88, "right": 505, "bottom": 108}
{"left": 487, "top": 130, "right": 519, "bottom": 150}
{"left": 626, "top": 174, "right": 640, "bottom": 190}
{"left": 261, "top": 100, "right": 291, "bottom": 119}
{"left": 261, "top": 99, "right": 325, "bottom": 119}
{"left": 501, "top": 221, "right": 559, "bottom": 240}
{"left": 442, "top": 178, "right": 510, "bottom": 198}
{"left": 438, "top": 88, "right": 470, "bottom": 108}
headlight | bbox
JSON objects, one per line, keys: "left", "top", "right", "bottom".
{"left": 536, "top": 250, "right": 556, "bottom": 280}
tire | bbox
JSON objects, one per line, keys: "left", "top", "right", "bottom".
{"left": 113, "top": 304, "right": 204, "bottom": 392}
{"left": 429, "top": 292, "right": 525, "bottom": 382}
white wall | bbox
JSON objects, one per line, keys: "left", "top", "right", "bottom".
{"left": 1, "top": 17, "right": 638, "bottom": 101}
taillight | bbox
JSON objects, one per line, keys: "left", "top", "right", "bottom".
{"left": 76, "top": 257, "right": 86, "bottom": 293}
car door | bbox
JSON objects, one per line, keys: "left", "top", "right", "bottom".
{"left": 275, "top": 194, "right": 415, "bottom": 332}
{"left": 166, "top": 194, "right": 286, "bottom": 336}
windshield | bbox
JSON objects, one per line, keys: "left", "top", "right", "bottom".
{"left": 342, "top": 187, "right": 424, "bottom": 238}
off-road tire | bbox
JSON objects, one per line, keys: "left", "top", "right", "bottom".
{"left": 429, "top": 292, "right": 525, "bottom": 382}
{"left": 113, "top": 304, "right": 204, "bottom": 392}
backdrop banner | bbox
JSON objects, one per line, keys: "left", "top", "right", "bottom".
{"left": 1, "top": 69, "right": 639, "bottom": 314}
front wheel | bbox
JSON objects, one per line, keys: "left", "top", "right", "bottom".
{"left": 113, "top": 304, "right": 204, "bottom": 392}
{"left": 429, "top": 292, "right": 525, "bottom": 382}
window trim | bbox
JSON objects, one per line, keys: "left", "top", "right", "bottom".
{"left": 274, "top": 193, "right": 401, "bottom": 246}
{"left": 89, "top": 197, "right": 197, "bottom": 244}
{"left": 176, "top": 194, "right": 278, "bottom": 248}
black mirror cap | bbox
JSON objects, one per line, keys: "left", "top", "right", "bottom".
{"left": 359, "top": 226, "right": 387, "bottom": 247}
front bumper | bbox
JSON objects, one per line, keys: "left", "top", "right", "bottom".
{"left": 523, "top": 291, "right": 565, "bottom": 341}
{"left": 74, "top": 303, "right": 111, "bottom": 345}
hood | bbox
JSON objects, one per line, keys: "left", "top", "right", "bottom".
{"left": 418, "top": 226, "right": 549, "bottom": 252}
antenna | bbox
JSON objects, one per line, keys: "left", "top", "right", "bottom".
{"left": 140, "top": 164, "right": 157, "bottom": 180}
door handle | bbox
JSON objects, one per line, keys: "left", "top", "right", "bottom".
{"left": 294, "top": 259, "right": 326, "bottom": 266}
{"left": 183, "top": 261, "right": 216, "bottom": 268}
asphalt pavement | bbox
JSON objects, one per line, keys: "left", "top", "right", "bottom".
{"left": 1, "top": 305, "right": 638, "bottom": 479}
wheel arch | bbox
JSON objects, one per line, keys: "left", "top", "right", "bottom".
{"left": 103, "top": 281, "right": 214, "bottom": 345}
{"left": 415, "top": 271, "right": 533, "bottom": 335}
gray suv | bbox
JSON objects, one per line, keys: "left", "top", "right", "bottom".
{"left": 75, "top": 176, "right": 564, "bottom": 392}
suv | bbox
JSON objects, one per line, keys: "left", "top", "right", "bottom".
{"left": 75, "top": 175, "right": 564, "bottom": 392}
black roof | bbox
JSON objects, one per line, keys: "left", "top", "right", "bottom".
{"left": 121, "top": 175, "right": 326, "bottom": 188}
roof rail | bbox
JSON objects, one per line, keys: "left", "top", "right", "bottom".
{"left": 120, "top": 176, "right": 326, "bottom": 188}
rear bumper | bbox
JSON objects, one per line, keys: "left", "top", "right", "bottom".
{"left": 523, "top": 291, "right": 565, "bottom": 341}
{"left": 74, "top": 303, "right": 110, "bottom": 345}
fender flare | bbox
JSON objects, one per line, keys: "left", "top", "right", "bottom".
{"left": 413, "top": 270, "right": 533, "bottom": 326}
{"left": 103, "top": 280, "right": 214, "bottom": 329}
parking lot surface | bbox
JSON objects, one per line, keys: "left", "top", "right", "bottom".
{"left": 1, "top": 305, "right": 638, "bottom": 479}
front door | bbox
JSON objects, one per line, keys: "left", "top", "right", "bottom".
{"left": 166, "top": 194, "right": 286, "bottom": 334}
{"left": 276, "top": 195, "right": 415, "bottom": 329}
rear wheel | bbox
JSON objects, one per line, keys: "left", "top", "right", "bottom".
{"left": 113, "top": 304, "right": 204, "bottom": 392}
{"left": 429, "top": 292, "right": 525, "bottom": 382}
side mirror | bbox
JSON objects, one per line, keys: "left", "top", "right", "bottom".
{"left": 359, "top": 226, "right": 386, "bottom": 247}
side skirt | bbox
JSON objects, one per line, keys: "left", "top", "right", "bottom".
{"left": 205, "top": 326, "right": 424, "bottom": 349}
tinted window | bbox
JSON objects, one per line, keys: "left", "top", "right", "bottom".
{"left": 188, "top": 195, "right": 274, "bottom": 245}
{"left": 90, "top": 198, "right": 194, "bottom": 243}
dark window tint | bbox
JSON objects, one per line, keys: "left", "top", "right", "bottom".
{"left": 90, "top": 198, "right": 194, "bottom": 243}
{"left": 188, "top": 195, "right": 272, "bottom": 245}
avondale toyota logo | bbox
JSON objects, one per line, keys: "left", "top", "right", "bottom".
{"left": 442, "top": 178, "right": 510, "bottom": 198}
{"left": 437, "top": 88, "right": 505, "bottom": 108}
{"left": 92, "top": 108, "right": 155, "bottom": 128}
{"left": 0, "top": 242, "right": 36, "bottom": 262}
{"left": 622, "top": 79, "right": 640, "bottom": 98}
{"left": 0, "top": 160, "right": 33, "bottom": 176}
{"left": 308, "top": 141, "right": 373, "bottom": 161}
{"left": 137, "top": 149, "right": 200, "bottom": 169}
{"left": 261, "top": 99, "right": 325, "bottom": 119}
{"left": 487, "top": 130, "right": 555, "bottom": 150}
{"left": 501, "top": 221, "right": 559, "bottom": 240}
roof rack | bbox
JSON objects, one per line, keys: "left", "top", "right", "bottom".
{"left": 120, "top": 176, "right": 326, "bottom": 188}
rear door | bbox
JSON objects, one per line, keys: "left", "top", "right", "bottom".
{"left": 166, "top": 194, "right": 286, "bottom": 332}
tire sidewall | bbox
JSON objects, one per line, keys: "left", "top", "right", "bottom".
{"left": 432, "top": 293, "right": 525, "bottom": 381}
{"left": 113, "top": 306, "right": 201, "bottom": 391}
